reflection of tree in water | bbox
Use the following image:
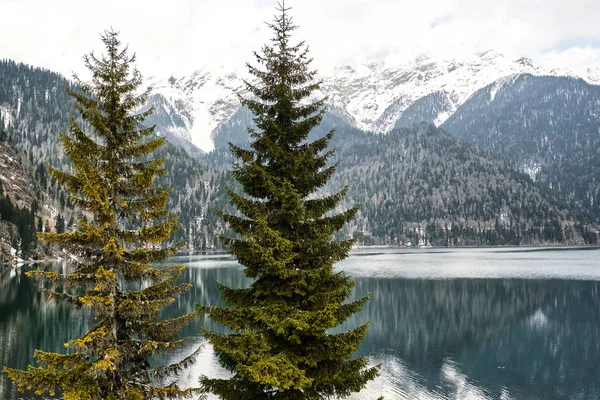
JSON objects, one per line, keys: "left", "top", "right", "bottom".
{"left": 0, "top": 264, "right": 88, "bottom": 400}
{"left": 169, "top": 267, "right": 600, "bottom": 399}
{"left": 4, "top": 263, "right": 600, "bottom": 400}
{"left": 0, "top": 261, "right": 247, "bottom": 400}
{"left": 340, "top": 278, "right": 600, "bottom": 400}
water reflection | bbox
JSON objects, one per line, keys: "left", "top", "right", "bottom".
{"left": 0, "top": 264, "right": 89, "bottom": 400}
{"left": 344, "top": 277, "right": 600, "bottom": 399}
{"left": 2, "top": 251, "right": 600, "bottom": 399}
{"left": 348, "top": 279, "right": 552, "bottom": 361}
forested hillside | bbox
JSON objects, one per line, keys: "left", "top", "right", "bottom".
{"left": 442, "top": 74, "right": 600, "bottom": 221}
{"left": 208, "top": 112, "right": 592, "bottom": 245}
{"left": 328, "top": 124, "right": 583, "bottom": 246}
{"left": 0, "top": 60, "right": 226, "bottom": 252}
{"left": 0, "top": 135, "right": 39, "bottom": 260}
{"left": 0, "top": 61, "right": 596, "bottom": 250}
{"left": 393, "top": 90, "right": 454, "bottom": 129}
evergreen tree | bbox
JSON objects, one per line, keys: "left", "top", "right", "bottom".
{"left": 4, "top": 31, "right": 201, "bottom": 399}
{"left": 199, "top": 4, "right": 378, "bottom": 399}
{"left": 54, "top": 213, "right": 65, "bottom": 234}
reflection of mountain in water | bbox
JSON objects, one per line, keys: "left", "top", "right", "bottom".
{"left": 341, "top": 278, "right": 600, "bottom": 400}
{"left": 4, "top": 259, "right": 600, "bottom": 400}
{"left": 344, "top": 279, "right": 552, "bottom": 364}
{"left": 0, "top": 264, "right": 89, "bottom": 400}
{"left": 463, "top": 281, "right": 600, "bottom": 400}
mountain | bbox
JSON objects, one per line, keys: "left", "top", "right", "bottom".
{"left": 0, "top": 60, "right": 227, "bottom": 252}
{"left": 202, "top": 103, "right": 595, "bottom": 245}
{"left": 0, "top": 136, "right": 36, "bottom": 207}
{"left": 147, "top": 49, "right": 600, "bottom": 152}
{"left": 393, "top": 90, "right": 454, "bottom": 129}
{"left": 1, "top": 59, "right": 596, "bottom": 248}
{"left": 0, "top": 134, "right": 39, "bottom": 261}
{"left": 0, "top": 131, "right": 73, "bottom": 261}
{"left": 441, "top": 74, "right": 600, "bottom": 221}
{"left": 146, "top": 69, "right": 244, "bottom": 153}
{"left": 324, "top": 124, "right": 585, "bottom": 246}
{"left": 315, "top": 51, "right": 546, "bottom": 134}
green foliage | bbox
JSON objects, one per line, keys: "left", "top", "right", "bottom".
{"left": 3, "top": 31, "right": 202, "bottom": 399}
{"left": 199, "top": 5, "right": 378, "bottom": 399}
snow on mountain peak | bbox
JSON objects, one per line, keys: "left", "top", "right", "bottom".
{"left": 148, "top": 49, "right": 599, "bottom": 152}
{"left": 314, "top": 49, "right": 547, "bottom": 134}
{"left": 150, "top": 69, "right": 244, "bottom": 152}
{"left": 489, "top": 74, "right": 521, "bottom": 102}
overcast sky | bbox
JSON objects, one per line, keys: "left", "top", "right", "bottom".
{"left": 1, "top": 0, "right": 599, "bottom": 78}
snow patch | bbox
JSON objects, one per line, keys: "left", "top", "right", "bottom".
{"left": 490, "top": 74, "right": 520, "bottom": 102}
{"left": 0, "top": 106, "right": 13, "bottom": 128}
{"left": 150, "top": 69, "right": 244, "bottom": 152}
{"left": 434, "top": 109, "right": 452, "bottom": 126}
{"left": 521, "top": 161, "right": 541, "bottom": 181}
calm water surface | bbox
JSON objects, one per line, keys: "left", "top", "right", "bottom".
{"left": 1, "top": 247, "right": 600, "bottom": 399}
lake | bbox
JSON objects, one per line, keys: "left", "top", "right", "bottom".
{"left": 1, "top": 247, "right": 600, "bottom": 399}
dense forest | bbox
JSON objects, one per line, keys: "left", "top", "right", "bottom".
{"left": 441, "top": 74, "right": 600, "bottom": 221}
{"left": 328, "top": 124, "right": 580, "bottom": 246}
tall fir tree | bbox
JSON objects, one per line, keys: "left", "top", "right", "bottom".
{"left": 199, "top": 4, "right": 379, "bottom": 399}
{"left": 4, "top": 31, "right": 201, "bottom": 400}
{"left": 55, "top": 213, "right": 65, "bottom": 234}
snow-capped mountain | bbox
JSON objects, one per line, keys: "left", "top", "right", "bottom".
{"left": 313, "top": 50, "right": 547, "bottom": 134}
{"left": 147, "top": 67, "right": 244, "bottom": 152}
{"left": 148, "top": 49, "right": 598, "bottom": 152}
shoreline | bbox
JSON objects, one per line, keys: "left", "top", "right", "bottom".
{"left": 352, "top": 243, "right": 600, "bottom": 250}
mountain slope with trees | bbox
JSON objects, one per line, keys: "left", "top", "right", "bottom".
{"left": 0, "top": 59, "right": 226, "bottom": 251}
{"left": 206, "top": 109, "right": 593, "bottom": 245}
{"left": 0, "top": 134, "right": 39, "bottom": 260}
{"left": 441, "top": 74, "right": 600, "bottom": 221}
{"left": 326, "top": 124, "right": 588, "bottom": 245}
{"left": 393, "top": 90, "right": 454, "bottom": 129}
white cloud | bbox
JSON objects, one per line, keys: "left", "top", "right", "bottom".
{"left": 1, "top": 0, "right": 599, "bottom": 78}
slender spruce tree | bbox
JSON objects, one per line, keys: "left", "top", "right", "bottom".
{"left": 4, "top": 31, "right": 201, "bottom": 400}
{"left": 199, "top": 4, "right": 379, "bottom": 399}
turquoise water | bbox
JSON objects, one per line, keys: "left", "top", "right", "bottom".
{"left": 1, "top": 247, "right": 599, "bottom": 399}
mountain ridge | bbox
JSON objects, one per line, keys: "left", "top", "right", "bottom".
{"left": 148, "top": 49, "right": 600, "bottom": 152}
{"left": 0, "top": 58, "right": 597, "bottom": 250}
{"left": 441, "top": 73, "right": 600, "bottom": 221}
